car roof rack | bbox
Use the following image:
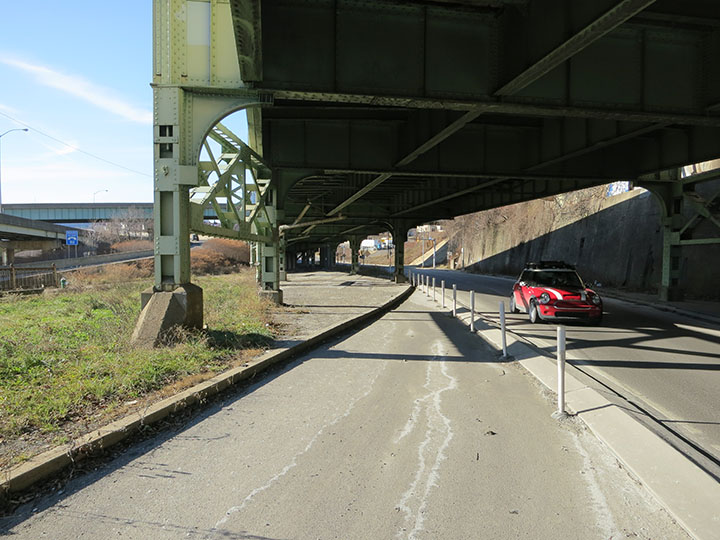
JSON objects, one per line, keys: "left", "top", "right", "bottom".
{"left": 525, "top": 260, "right": 575, "bottom": 270}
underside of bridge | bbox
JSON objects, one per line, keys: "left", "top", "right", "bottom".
{"left": 136, "top": 0, "right": 720, "bottom": 343}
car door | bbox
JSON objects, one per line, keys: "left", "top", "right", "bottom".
{"left": 513, "top": 270, "right": 530, "bottom": 311}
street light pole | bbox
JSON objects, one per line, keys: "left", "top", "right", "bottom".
{"left": 0, "top": 128, "right": 29, "bottom": 214}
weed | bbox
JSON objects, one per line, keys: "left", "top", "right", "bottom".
{"left": 0, "top": 268, "right": 271, "bottom": 457}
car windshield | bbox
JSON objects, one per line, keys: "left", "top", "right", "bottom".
{"left": 526, "top": 270, "right": 583, "bottom": 288}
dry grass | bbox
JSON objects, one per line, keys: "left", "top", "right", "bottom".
{"left": 198, "top": 238, "right": 250, "bottom": 263}
{"left": 0, "top": 268, "right": 272, "bottom": 470}
{"left": 64, "top": 238, "right": 251, "bottom": 286}
{"left": 110, "top": 240, "right": 153, "bottom": 252}
{"left": 69, "top": 260, "right": 153, "bottom": 286}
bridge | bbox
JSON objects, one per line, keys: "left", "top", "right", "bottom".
{"left": 0, "top": 213, "right": 73, "bottom": 265}
{"left": 135, "top": 0, "right": 720, "bottom": 342}
{"left": 1, "top": 203, "right": 223, "bottom": 223}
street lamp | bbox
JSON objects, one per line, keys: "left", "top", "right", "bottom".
{"left": 93, "top": 189, "right": 109, "bottom": 203}
{"left": 0, "top": 128, "right": 29, "bottom": 214}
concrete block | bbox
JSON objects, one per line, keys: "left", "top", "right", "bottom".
{"left": 140, "top": 286, "right": 154, "bottom": 310}
{"left": 131, "top": 284, "right": 203, "bottom": 347}
{"left": 259, "top": 289, "right": 283, "bottom": 304}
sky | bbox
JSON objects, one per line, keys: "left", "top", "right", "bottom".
{"left": 0, "top": 1, "right": 246, "bottom": 205}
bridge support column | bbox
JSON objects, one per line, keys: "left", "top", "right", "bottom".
{"left": 350, "top": 237, "right": 361, "bottom": 274}
{"left": 319, "top": 244, "right": 332, "bottom": 269}
{"left": 256, "top": 190, "right": 283, "bottom": 304}
{"left": 392, "top": 222, "right": 409, "bottom": 283}
{"left": 279, "top": 238, "right": 287, "bottom": 281}
{"left": 660, "top": 219, "right": 684, "bottom": 302}
{"left": 132, "top": 86, "right": 203, "bottom": 347}
{"left": 1, "top": 248, "right": 13, "bottom": 266}
{"left": 135, "top": 0, "right": 276, "bottom": 345}
{"left": 645, "top": 171, "right": 685, "bottom": 302}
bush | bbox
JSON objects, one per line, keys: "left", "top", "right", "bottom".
{"left": 200, "top": 238, "right": 250, "bottom": 264}
{"left": 111, "top": 240, "right": 153, "bottom": 253}
{"left": 191, "top": 249, "right": 232, "bottom": 275}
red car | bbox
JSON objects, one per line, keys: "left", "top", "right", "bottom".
{"left": 510, "top": 261, "right": 603, "bottom": 324}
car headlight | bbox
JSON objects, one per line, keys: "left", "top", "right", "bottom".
{"left": 538, "top": 292, "right": 551, "bottom": 304}
{"left": 591, "top": 294, "right": 601, "bottom": 305}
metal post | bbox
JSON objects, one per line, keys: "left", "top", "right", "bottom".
{"left": 432, "top": 277, "right": 436, "bottom": 301}
{"left": 556, "top": 326, "right": 566, "bottom": 416}
{"left": 499, "top": 301, "right": 507, "bottom": 357}
{"left": 9, "top": 264, "right": 16, "bottom": 290}
{"left": 432, "top": 239, "right": 436, "bottom": 268}
{"left": 453, "top": 284, "right": 457, "bottom": 316}
{"left": 441, "top": 280, "right": 445, "bottom": 308}
{"left": 470, "top": 290, "right": 475, "bottom": 332}
{"left": 52, "top": 263, "right": 58, "bottom": 288}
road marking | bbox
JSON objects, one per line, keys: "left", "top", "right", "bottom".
{"left": 395, "top": 340, "right": 457, "bottom": 540}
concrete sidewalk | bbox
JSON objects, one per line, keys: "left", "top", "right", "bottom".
{"left": 273, "top": 270, "right": 408, "bottom": 343}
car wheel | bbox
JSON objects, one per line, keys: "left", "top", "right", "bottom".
{"left": 510, "top": 295, "right": 520, "bottom": 313}
{"left": 528, "top": 300, "right": 539, "bottom": 324}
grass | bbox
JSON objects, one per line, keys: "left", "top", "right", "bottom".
{"left": 0, "top": 267, "right": 272, "bottom": 464}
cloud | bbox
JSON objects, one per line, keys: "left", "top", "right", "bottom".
{"left": 0, "top": 103, "right": 20, "bottom": 115}
{"left": 0, "top": 57, "right": 152, "bottom": 124}
{"left": 3, "top": 161, "right": 152, "bottom": 203}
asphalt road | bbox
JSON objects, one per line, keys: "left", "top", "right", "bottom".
{"left": 411, "top": 267, "right": 720, "bottom": 477}
{"left": 2, "top": 292, "right": 687, "bottom": 539}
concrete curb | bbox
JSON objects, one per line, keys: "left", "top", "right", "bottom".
{"left": 599, "top": 290, "right": 720, "bottom": 326}
{"left": 413, "top": 287, "right": 720, "bottom": 540}
{"left": 1, "top": 283, "right": 414, "bottom": 499}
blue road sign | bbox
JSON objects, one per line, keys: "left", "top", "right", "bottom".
{"left": 66, "top": 230, "right": 79, "bottom": 246}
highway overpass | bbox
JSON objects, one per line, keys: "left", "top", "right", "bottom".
{"left": 1, "top": 203, "right": 223, "bottom": 223}
{"left": 136, "top": 0, "right": 720, "bottom": 338}
{"left": 0, "top": 214, "right": 74, "bottom": 265}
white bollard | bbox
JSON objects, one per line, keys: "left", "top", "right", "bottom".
{"left": 432, "top": 277, "right": 436, "bottom": 301}
{"left": 470, "top": 290, "right": 475, "bottom": 332}
{"left": 499, "top": 301, "right": 507, "bottom": 358}
{"left": 441, "top": 280, "right": 445, "bottom": 308}
{"left": 453, "top": 284, "right": 457, "bottom": 316}
{"left": 556, "top": 326, "right": 566, "bottom": 416}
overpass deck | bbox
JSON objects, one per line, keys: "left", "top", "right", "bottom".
{"left": 0, "top": 214, "right": 75, "bottom": 264}
{"left": 0, "top": 213, "right": 71, "bottom": 243}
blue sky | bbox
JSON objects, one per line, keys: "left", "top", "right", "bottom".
{"left": 0, "top": 2, "right": 156, "bottom": 203}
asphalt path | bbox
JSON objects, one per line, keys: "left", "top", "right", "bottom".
{"left": 1, "top": 292, "right": 687, "bottom": 539}
{"left": 411, "top": 267, "right": 720, "bottom": 478}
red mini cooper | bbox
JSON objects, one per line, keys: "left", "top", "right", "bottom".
{"left": 510, "top": 261, "right": 603, "bottom": 324}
